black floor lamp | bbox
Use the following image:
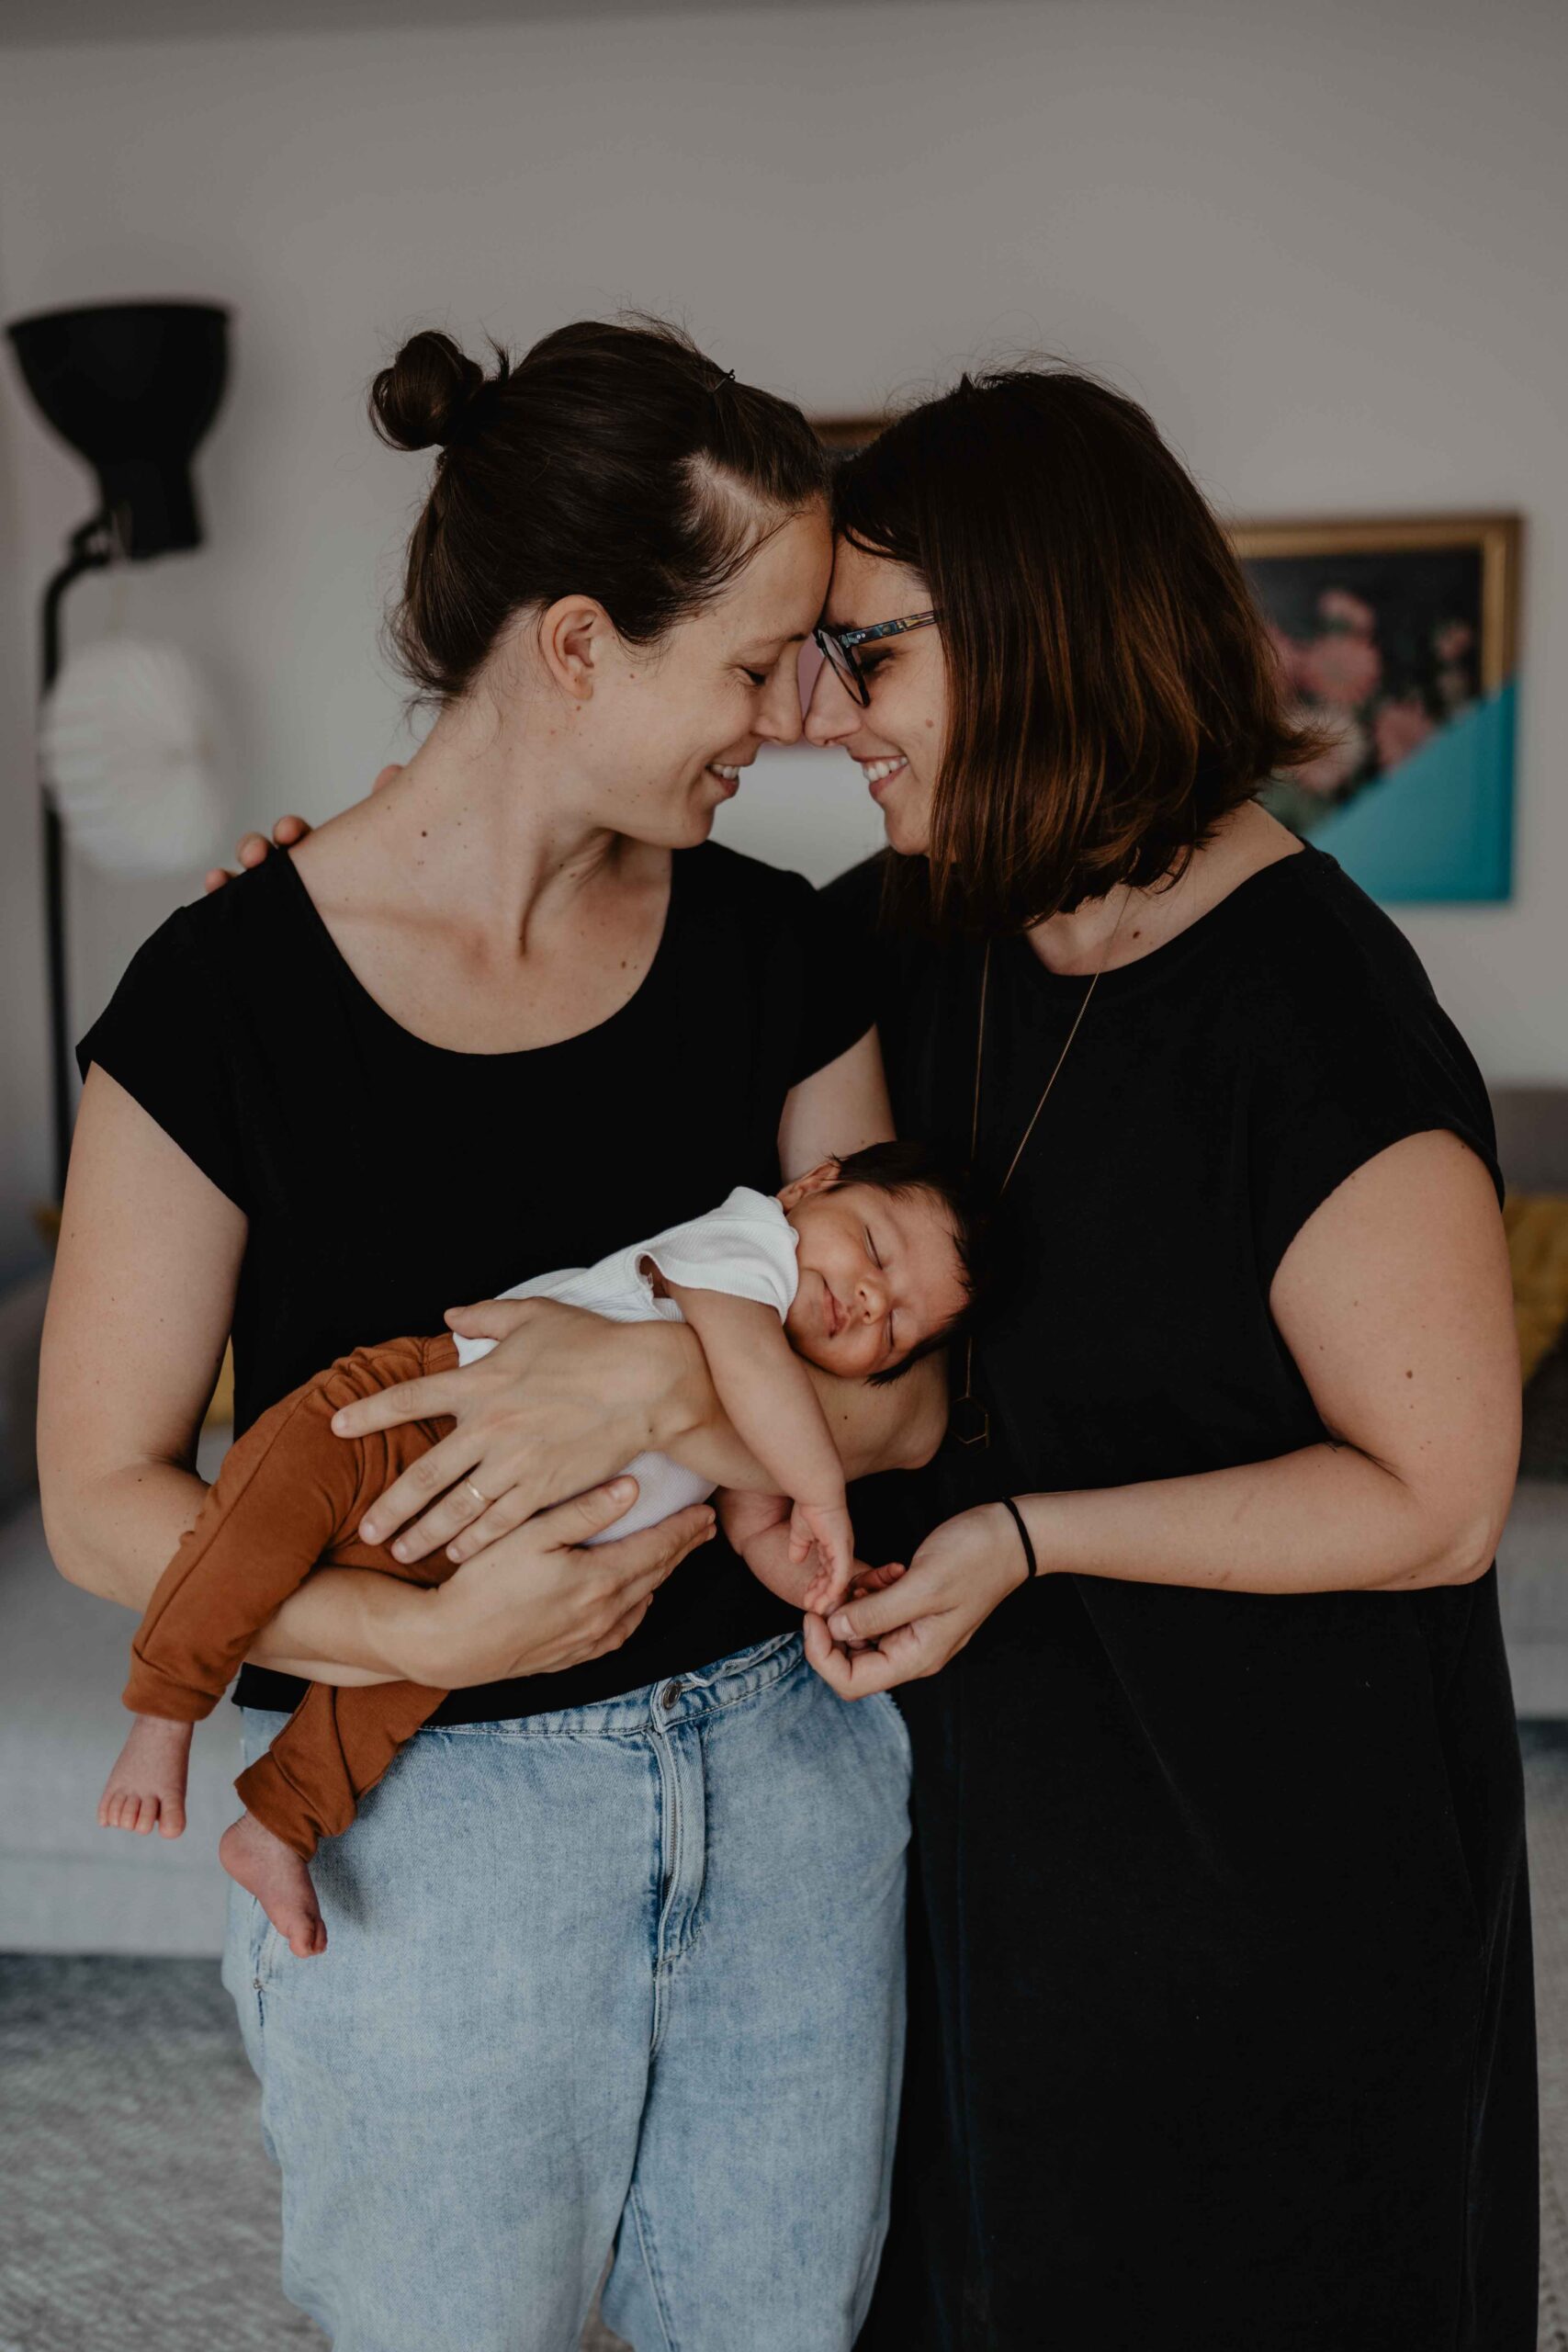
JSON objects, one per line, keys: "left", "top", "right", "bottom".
{"left": 6, "top": 299, "right": 230, "bottom": 1207}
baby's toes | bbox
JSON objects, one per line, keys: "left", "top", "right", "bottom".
{"left": 157, "top": 1796, "right": 186, "bottom": 1840}
{"left": 283, "top": 1890, "right": 328, "bottom": 1961}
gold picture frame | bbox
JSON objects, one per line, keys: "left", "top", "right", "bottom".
{"left": 1227, "top": 511, "right": 1520, "bottom": 689}
{"left": 1229, "top": 509, "right": 1522, "bottom": 902}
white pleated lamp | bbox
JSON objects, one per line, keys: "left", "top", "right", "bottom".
{"left": 41, "top": 638, "right": 228, "bottom": 878}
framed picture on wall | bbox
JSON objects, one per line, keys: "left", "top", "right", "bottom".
{"left": 1231, "top": 512, "right": 1521, "bottom": 904}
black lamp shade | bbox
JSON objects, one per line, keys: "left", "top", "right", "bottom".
{"left": 7, "top": 300, "right": 230, "bottom": 559}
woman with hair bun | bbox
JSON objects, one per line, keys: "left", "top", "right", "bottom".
{"left": 41, "top": 319, "right": 933, "bottom": 2351}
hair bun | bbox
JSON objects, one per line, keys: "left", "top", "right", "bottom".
{"left": 370, "top": 329, "right": 491, "bottom": 454}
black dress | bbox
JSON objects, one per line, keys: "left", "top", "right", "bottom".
{"left": 836, "top": 845, "right": 1537, "bottom": 2352}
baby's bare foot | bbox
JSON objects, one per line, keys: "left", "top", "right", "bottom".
{"left": 99, "top": 1715, "right": 194, "bottom": 1838}
{"left": 220, "top": 1812, "right": 327, "bottom": 1958}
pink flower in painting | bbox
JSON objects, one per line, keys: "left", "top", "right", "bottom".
{"left": 1318, "top": 587, "right": 1377, "bottom": 636}
{"left": 1433, "top": 619, "right": 1474, "bottom": 664}
{"left": 1298, "top": 630, "right": 1383, "bottom": 707}
{"left": 1372, "top": 693, "right": 1436, "bottom": 771}
{"left": 1292, "top": 712, "right": 1367, "bottom": 798}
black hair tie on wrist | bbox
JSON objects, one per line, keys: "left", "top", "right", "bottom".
{"left": 1000, "top": 1495, "right": 1038, "bottom": 1580}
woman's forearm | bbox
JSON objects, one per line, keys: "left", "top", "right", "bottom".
{"left": 247, "top": 1566, "right": 415, "bottom": 1685}
{"left": 1018, "top": 1438, "right": 1502, "bottom": 1598}
{"left": 51, "top": 1458, "right": 412, "bottom": 1687}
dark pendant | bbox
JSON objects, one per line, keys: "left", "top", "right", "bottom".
{"left": 949, "top": 1392, "right": 991, "bottom": 1449}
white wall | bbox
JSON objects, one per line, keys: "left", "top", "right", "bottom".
{"left": 2, "top": 0, "right": 1565, "bottom": 1277}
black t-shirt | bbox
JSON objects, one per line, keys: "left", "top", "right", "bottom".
{"left": 77, "top": 842, "right": 871, "bottom": 1724}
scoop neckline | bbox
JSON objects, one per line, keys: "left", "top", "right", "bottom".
{"left": 1007, "top": 840, "right": 1318, "bottom": 1001}
{"left": 273, "top": 840, "right": 687, "bottom": 1063}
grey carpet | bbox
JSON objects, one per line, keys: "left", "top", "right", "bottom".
{"left": 6, "top": 1725, "right": 1568, "bottom": 2351}
{"left": 0, "top": 1962, "right": 627, "bottom": 2352}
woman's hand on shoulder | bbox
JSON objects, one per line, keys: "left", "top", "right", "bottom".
{"left": 202, "top": 765, "right": 404, "bottom": 894}
{"left": 802, "top": 1500, "right": 1031, "bottom": 1698}
{"left": 392, "top": 1480, "right": 716, "bottom": 1688}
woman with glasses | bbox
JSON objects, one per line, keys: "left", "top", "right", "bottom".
{"left": 802, "top": 369, "right": 1533, "bottom": 2352}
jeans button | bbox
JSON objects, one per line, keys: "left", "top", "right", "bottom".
{"left": 661, "top": 1681, "right": 682, "bottom": 1711}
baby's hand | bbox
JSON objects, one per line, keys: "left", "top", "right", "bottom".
{"left": 791, "top": 1500, "right": 856, "bottom": 1615}
{"left": 834, "top": 1558, "right": 907, "bottom": 1654}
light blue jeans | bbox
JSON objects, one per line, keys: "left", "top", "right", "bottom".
{"left": 221, "top": 1633, "right": 910, "bottom": 2351}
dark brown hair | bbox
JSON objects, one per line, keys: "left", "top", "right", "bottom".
{"left": 832, "top": 365, "right": 1328, "bottom": 933}
{"left": 830, "top": 1138, "right": 993, "bottom": 1383}
{"left": 371, "top": 317, "right": 829, "bottom": 701}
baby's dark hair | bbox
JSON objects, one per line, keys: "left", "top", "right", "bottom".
{"left": 829, "top": 1139, "right": 993, "bottom": 1385}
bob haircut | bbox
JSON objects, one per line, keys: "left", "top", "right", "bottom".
{"left": 832, "top": 365, "right": 1328, "bottom": 934}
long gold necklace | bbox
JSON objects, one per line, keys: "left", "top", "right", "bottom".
{"left": 950, "top": 893, "right": 1129, "bottom": 1450}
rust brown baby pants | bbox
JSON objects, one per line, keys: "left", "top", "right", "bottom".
{"left": 124, "top": 1332, "right": 464, "bottom": 1859}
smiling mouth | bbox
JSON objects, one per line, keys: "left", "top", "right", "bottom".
{"left": 859, "top": 755, "right": 908, "bottom": 799}
{"left": 822, "top": 1281, "right": 844, "bottom": 1337}
{"left": 705, "top": 762, "right": 745, "bottom": 798}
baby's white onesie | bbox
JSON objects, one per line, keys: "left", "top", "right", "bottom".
{"left": 453, "top": 1185, "right": 801, "bottom": 1544}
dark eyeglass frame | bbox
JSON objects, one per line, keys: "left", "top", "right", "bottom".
{"left": 812, "top": 610, "right": 939, "bottom": 707}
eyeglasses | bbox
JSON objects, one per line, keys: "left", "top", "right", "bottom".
{"left": 812, "top": 610, "right": 938, "bottom": 707}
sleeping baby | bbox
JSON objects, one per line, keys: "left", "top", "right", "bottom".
{"left": 97, "top": 1141, "right": 983, "bottom": 1957}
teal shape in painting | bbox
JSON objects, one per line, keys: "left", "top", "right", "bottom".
{"left": 1305, "top": 681, "right": 1516, "bottom": 904}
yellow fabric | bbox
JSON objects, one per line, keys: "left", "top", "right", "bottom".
{"left": 1504, "top": 1193, "right": 1568, "bottom": 1385}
